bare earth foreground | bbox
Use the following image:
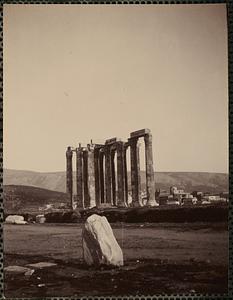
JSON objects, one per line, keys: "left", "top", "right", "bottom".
{"left": 4, "top": 222, "right": 228, "bottom": 297}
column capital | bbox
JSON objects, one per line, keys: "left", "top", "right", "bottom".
{"left": 66, "top": 146, "right": 73, "bottom": 157}
{"left": 124, "top": 142, "right": 130, "bottom": 149}
{"left": 128, "top": 137, "right": 139, "bottom": 147}
{"left": 87, "top": 144, "right": 95, "bottom": 152}
{"left": 99, "top": 147, "right": 105, "bottom": 153}
{"left": 76, "top": 146, "right": 83, "bottom": 153}
{"left": 144, "top": 133, "right": 152, "bottom": 144}
{"left": 104, "top": 144, "right": 110, "bottom": 151}
{"left": 116, "top": 141, "right": 125, "bottom": 151}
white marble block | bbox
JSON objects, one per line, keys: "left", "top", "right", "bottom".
{"left": 82, "top": 214, "right": 123, "bottom": 267}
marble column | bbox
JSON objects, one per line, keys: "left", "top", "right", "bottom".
{"left": 130, "top": 138, "right": 141, "bottom": 207}
{"left": 99, "top": 150, "right": 105, "bottom": 204}
{"left": 104, "top": 146, "right": 112, "bottom": 204}
{"left": 117, "top": 142, "right": 126, "bottom": 207}
{"left": 94, "top": 148, "right": 101, "bottom": 207}
{"left": 124, "top": 145, "right": 128, "bottom": 206}
{"left": 83, "top": 149, "right": 89, "bottom": 208}
{"left": 111, "top": 149, "right": 116, "bottom": 206}
{"left": 76, "top": 147, "right": 83, "bottom": 208}
{"left": 144, "top": 134, "right": 157, "bottom": 206}
{"left": 66, "top": 146, "right": 73, "bottom": 209}
{"left": 87, "top": 146, "right": 96, "bottom": 208}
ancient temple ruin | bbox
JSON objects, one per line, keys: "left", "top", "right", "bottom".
{"left": 66, "top": 129, "right": 158, "bottom": 209}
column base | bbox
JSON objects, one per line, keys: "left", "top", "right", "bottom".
{"left": 130, "top": 201, "right": 141, "bottom": 207}
{"left": 97, "top": 203, "right": 113, "bottom": 209}
{"left": 76, "top": 199, "right": 84, "bottom": 209}
{"left": 116, "top": 201, "right": 127, "bottom": 208}
{"left": 146, "top": 199, "right": 159, "bottom": 207}
{"left": 89, "top": 200, "right": 96, "bottom": 209}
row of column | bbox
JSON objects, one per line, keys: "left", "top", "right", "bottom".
{"left": 96, "top": 141, "right": 126, "bottom": 207}
{"left": 66, "top": 142, "right": 127, "bottom": 209}
{"left": 66, "top": 133, "right": 157, "bottom": 209}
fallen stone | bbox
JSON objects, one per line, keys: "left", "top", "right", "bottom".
{"left": 4, "top": 265, "right": 32, "bottom": 274}
{"left": 16, "top": 220, "right": 28, "bottom": 225}
{"left": 36, "top": 214, "right": 46, "bottom": 224}
{"left": 24, "top": 269, "right": 35, "bottom": 276}
{"left": 26, "top": 262, "right": 57, "bottom": 269}
{"left": 82, "top": 214, "right": 123, "bottom": 267}
{"left": 5, "top": 215, "right": 27, "bottom": 225}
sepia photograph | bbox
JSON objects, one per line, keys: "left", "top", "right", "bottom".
{"left": 3, "top": 3, "right": 229, "bottom": 297}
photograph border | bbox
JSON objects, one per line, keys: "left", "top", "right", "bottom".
{"left": 0, "top": 0, "right": 231, "bottom": 299}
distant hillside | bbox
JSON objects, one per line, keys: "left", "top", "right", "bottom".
{"left": 4, "top": 169, "right": 228, "bottom": 194}
{"left": 4, "top": 169, "right": 66, "bottom": 192}
{"left": 4, "top": 185, "right": 69, "bottom": 214}
{"left": 153, "top": 172, "right": 228, "bottom": 194}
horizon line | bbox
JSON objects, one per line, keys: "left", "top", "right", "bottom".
{"left": 3, "top": 168, "right": 229, "bottom": 175}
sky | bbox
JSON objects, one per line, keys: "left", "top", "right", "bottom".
{"left": 3, "top": 4, "right": 228, "bottom": 173}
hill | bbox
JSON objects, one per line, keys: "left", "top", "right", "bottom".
{"left": 4, "top": 169, "right": 66, "bottom": 192}
{"left": 4, "top": 185, "right": 69, "bottom": 214}
{"left": 4, "top": 169, "right": 228, "bottom": 194}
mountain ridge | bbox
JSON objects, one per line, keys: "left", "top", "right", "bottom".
{"left": 3, "top": 168, "right": 228, "bottom": 194}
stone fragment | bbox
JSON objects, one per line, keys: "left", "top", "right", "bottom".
{"left": 4, "top": 265, "right": 32, "bottom": 274}
{"left": 5, "top": 215, "right": 27, "bottom": 225}
{"left": 26, "top": 262, "right": 57, "bottom": 269}
{"left": 82, "top": 214, "right": 123, "bottom": 267}
{"left": 36, "top": 214, "right": 46, "bottom": 223}
{"left": 25, "top": 269, "right": 35, "bottom": 276}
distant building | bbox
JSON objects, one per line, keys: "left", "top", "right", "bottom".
{"left": 202, "top": 195, "right": 227, "bottom": 203}
{"left": 170, "top": 186, "right": 184, "bottom": 195}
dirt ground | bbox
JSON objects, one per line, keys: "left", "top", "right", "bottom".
{"left": 3, "top": 222, "right": 228, "bottom": 297}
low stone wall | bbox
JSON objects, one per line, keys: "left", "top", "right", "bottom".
{"left": 80, "top": 204, "right": 228, "bottom": 223}
{"left": 45, "top": 211, "right": 81, "bottom": 223}
{"left": 4, "top": 204, "right": 228, "bottom": 224}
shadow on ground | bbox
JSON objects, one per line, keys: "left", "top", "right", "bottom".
{"left": 4, "top": 253, "right": 228, "bottom": 297}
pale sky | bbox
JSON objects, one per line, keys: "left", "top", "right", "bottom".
{"left": 3, "top": 4, "right": 228, "bottom": 173}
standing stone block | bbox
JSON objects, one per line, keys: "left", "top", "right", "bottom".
{"left": 82, "top": 214, "right": 123, "bottom": 267}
